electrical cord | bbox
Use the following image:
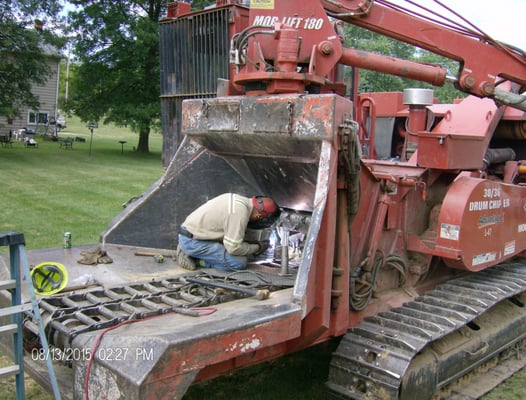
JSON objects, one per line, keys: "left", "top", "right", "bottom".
{"left": 385, "top": 254, "right": 408, "bottom": 287}
{"left": 350, "top": 252, "right": 408, "bottom": 311}
{"left": 350, "top": 251, "right": 384, "bottom": 311}
{"left": 84, "top": 306, "right": 216, "bottom": 400}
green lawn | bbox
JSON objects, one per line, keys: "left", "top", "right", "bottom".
{"left": 0, "top": 117, "right": 164, "bottom": 249}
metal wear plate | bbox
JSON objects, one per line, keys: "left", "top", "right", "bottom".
{"left": 206, "top": 101, "right": 240, "bottom": 131}
{"left": 253, "top": 101, "right": 294, "bottom": 134}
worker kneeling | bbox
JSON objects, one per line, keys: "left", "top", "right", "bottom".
{"left": 177, "top": 193, "right": 280, "bottom": 271}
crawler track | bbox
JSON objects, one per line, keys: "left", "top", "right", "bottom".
{"left": 327, "top": 262, "right": 526, "bottom": 399}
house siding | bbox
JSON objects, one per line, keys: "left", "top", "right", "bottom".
{"left": 0, "top": 57, "right": 61, "bottom": 137}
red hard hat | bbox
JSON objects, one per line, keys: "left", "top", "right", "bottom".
{"left": 252, "top": 196, "right": 278, "bottom": 218}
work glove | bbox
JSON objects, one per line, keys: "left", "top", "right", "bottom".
{"left": 254, "top": 241, "right": 270, "bottom": 256}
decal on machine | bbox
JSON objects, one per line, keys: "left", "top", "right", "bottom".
{"left": 472, "top": 251, "right": 497, "bottom": 266}
{"left": 504, "top": 240, "right": 516, "bottom": 256}
{"left": 253, "top": 15, "right": 325, "bottom": 30}
{"left": 468, "top": 199, "right": 503, "bottom": 211}
{"left": 440, "top": 223, "right": 459, "bottom": 241}
{"left": 251, "top": 0, "right": 275, "bottom": 10}
{"left": 468, "top": 186, "right": 510, "bottom": 212}
{"left": 518, "top": 223, "right": 526, "bottom": 233}
{"left": 477, "top": 214, "right": 502, "bottom": 227}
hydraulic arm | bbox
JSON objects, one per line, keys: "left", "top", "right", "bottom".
{"left": 233, "top": 0, "right": 526, "bottom": 110}
{"left": 322, "top": 0, "right": 526, "bottom": 108}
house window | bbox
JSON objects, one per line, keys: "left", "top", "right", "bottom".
{"left": 28, "top": 111, "right": 49, "bottom": 125}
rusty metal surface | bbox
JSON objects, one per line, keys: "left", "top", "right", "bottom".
{"left": 0, "top": 243, "right": 302, "bottom": 400}
{"left": 183, "top": 94, "right": 346, "bottom": 142}
{"left": 417, "top": 97, "right": 500, "bottom": 170}
{"left": 159, "top": 5, "right": 249, "bottom": 157}
{"left": 103, "top": 94, "right": 353, "bottom": 249}
{"left": 181, "top": 93, "right": 353, "bottom": 213}
{"left": 100, "top": 139, "right": 256, "bottom": 249}
{"left": 71, "top": 287, "right": 300, "bottom": 399}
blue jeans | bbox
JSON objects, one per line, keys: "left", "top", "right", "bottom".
{"left": 178, "top": 234, "right": 248, "bottom": 271}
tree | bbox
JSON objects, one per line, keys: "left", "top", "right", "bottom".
{"left": 343, "top": 25, "right": 461, "bottom": 103}
{"left": 67, "top": 0, "right": 165, "bottom": 153}
{"left": 0, "top": 0, "right": 65, "bottom": 119}
{"left": 191, "top": 0, "right": 215, "bottom": 11}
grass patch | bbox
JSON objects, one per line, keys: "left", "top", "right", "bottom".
{"left": 185, "top": 342, "right": 336, "bottom": 400}
{"left": 0, "top": 116, "right": 164, "bottom": 249}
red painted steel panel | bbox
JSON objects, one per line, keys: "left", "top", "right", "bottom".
{"left": 437, "top": 176, "right": 526, "bottom": 271}
{"left": 418, "top": 97, "right": 498, "bottom": 170}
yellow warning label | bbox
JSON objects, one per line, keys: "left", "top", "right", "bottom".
{"left": 251, "top": 0, "right": 275, "bottom": 10}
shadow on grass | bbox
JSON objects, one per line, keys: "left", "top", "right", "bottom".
{"left": 185, "top": 340, "right": 339, "bottom": 400}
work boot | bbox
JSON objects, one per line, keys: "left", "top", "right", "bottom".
{"left": 176, "top": 245, "right": 197, "bottom": 270}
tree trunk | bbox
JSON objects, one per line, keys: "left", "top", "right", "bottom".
{"left": 137, "top": 125, "right": 150, "bottom": 153}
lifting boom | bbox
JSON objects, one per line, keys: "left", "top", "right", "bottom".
{"left": 233, "top": 0, "right": 526, "bottom": 109}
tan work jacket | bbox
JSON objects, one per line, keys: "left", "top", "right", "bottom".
{"left": 182, "top": 193, "right": 260, "bottom": 256}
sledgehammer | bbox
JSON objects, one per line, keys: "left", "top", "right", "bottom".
{"left": 184, "top": 276, "right": 270, "bottom": 300}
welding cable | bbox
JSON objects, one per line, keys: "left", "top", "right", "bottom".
{"left": 84, "top": 306, "right": 217, "bottom": 400}
{"left": 198, "top": 270, "right": 274, "bottom": 288}
{"left": 384, "top": 254, "right": 407, "bottom": 287}
{"left": 190, "top": 307, "right": 217, "bottom": 316}
{"left": 350, "top": 251, "right": 384, "bottom": 311}
{"left": 224, "top": 270, "right": 273, "bottom": 287}
{"left": 182, "top": 284, "right": 216, "bottom": 307}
